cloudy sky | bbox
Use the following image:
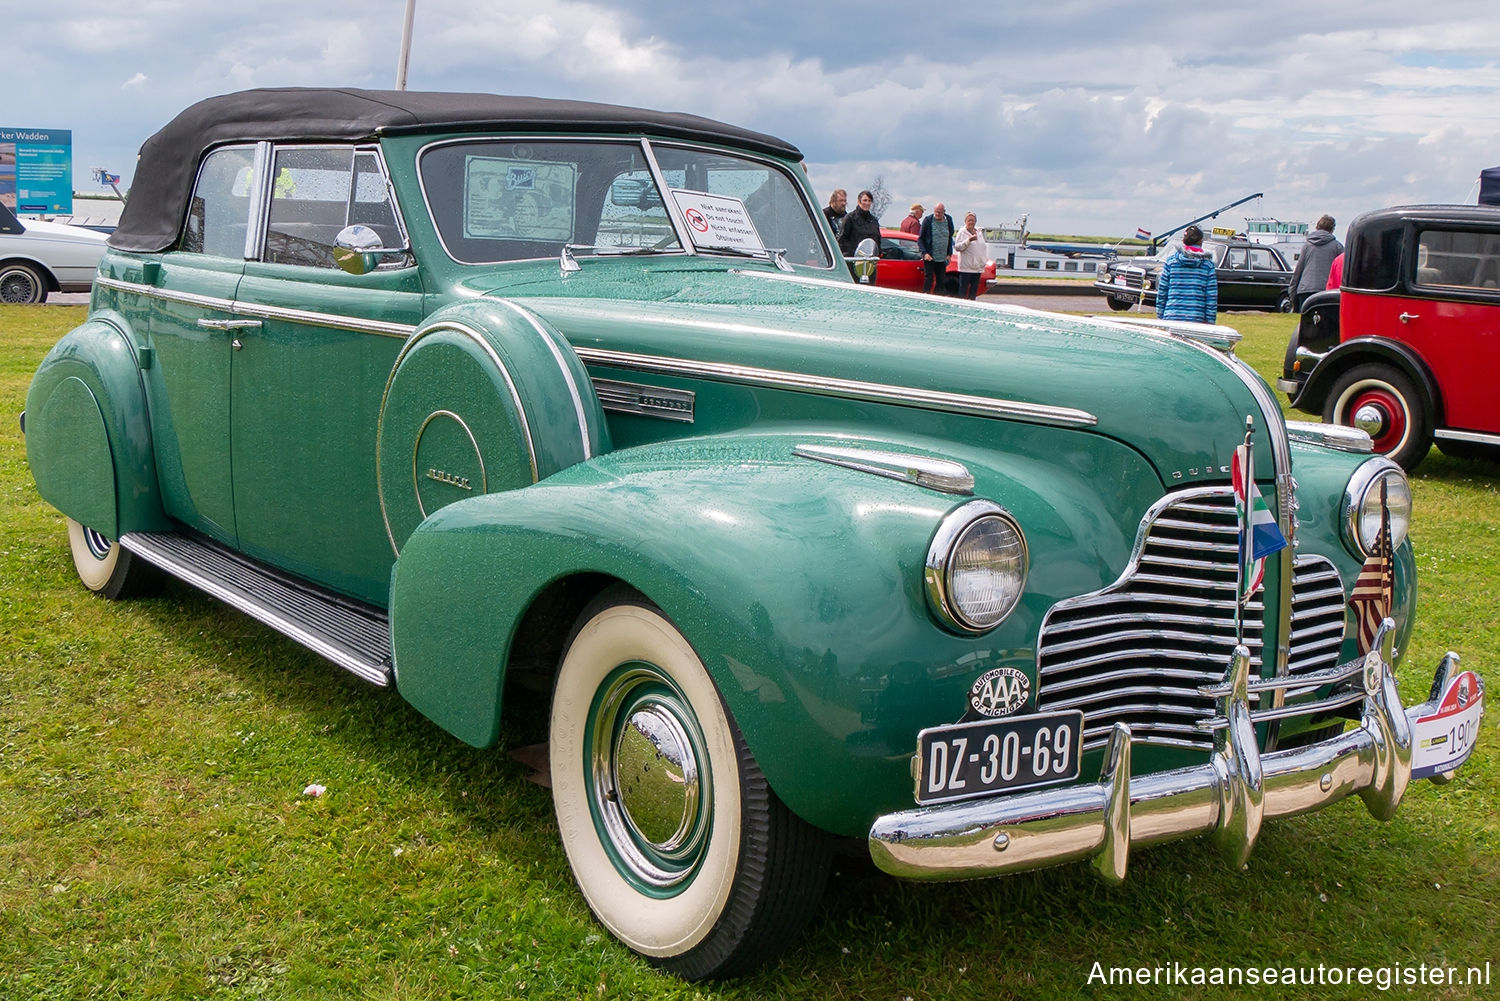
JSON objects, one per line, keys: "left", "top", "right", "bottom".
{"left": 7, "top": 0, "right": 1498, "bottom": 237}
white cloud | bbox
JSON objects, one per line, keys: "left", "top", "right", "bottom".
{"left": 122, "top": 73, "right": 149, "bottom": 91}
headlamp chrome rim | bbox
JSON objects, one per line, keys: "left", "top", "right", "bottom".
{"left": 1342, "top": 456, "right": 1411, "bottom": 557}
{"left": 925, "top": 500, "right": 1028, "bottom": 633}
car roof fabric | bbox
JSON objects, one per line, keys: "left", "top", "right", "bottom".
{"left": 110, "top": 87, "right": 804, "bottom": 253}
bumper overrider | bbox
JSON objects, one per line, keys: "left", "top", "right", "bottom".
{"left": 869, "top": 619, "right": 1484, "bottom": 882}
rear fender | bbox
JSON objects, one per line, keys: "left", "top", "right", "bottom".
{"left": 389, "top": 429, "right": 1153, "bottom": 835}
{"left": 25, "top": 311, "right": 168, "bottom": 537}
{"left": 1297, "top": 337, "right": 1441, "bottom": 423}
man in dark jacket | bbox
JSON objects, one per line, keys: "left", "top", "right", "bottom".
{"left": 1288, "top": 215, "right": 1343, "bottom": 310}
{"left": 838, "top": 189, "right": 882, "bottom": 260}
{"left": 823, "top": 189, "right": 847, "bottom": 239}
{"left": 1155, "top": 225, "right": 1218, "bottom": 323}
{"left": 917, "top": 203, "right": 955, "bottom": 294}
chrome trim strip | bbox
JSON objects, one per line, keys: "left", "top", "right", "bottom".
{"left": 246, "top": 141, "right": 274, "bottom": 261}
{"left": 792, "top": 444, "right": 974, "bottom": 496}
{"left": 592, "top": 378, "right": 696, "bottom": 422}
{"left": 492, "top": 299, "right": 593, "bottom": 458}
{"left": 868, "top": 622, "right": 1463, "bottom": 882}
{"left": 1088, "top": 314, "right": 1243, "bottom": 351}
{"left": 93, "top": 276, "right": 416, "bottom": 340}
{"left": 1287, "top": 420, "right": 1374, "bottom": 453}
{"left": 412, "top": 410, "right": 486, "bottom": 519}
{"left": 1434, "top": 428, "right": 1500, "bottom": 446}
{"left": 118, "top": 534, "right": 390, "bottom": 688}
{"left": 575, "top": 345, "right": 1097, "bottom": 428}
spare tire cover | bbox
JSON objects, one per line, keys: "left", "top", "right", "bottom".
{"left": 378, "top": 300, "right": 608, "bottom": 553}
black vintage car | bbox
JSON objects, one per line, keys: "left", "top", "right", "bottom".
{"left": 1095, "top": 236, "right": 1294, "bottom": 312}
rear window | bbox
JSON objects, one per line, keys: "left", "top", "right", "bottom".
{"left": 1344, "top": 217, "right": 1404, "bottom": 291}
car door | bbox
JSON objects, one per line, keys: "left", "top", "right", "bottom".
{"left": 142, "top": 144, "right": 257, "bottom": 546}
{"left": 876, "top": 232, "right": 923, "bottom": 291}
{"left": 1245, "top": 246, "right": 1290, "bottom": 309}
{"left": 1402, "top": 226, "right": 1500, "bottom": 432}
{"left": 229, "top": 144, "right": 426, "bottom": 605}
{"left": 1217, "top": 246, "right": 1254, "bottom": 308}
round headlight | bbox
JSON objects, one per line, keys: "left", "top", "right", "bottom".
{"left": 926, "top": 501, "right": 1028, "bottom": 632}
{"left": 1344, "top": 458, "right": 1411, "bottom": 556}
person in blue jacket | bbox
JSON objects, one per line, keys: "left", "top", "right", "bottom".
{"left": 1155, "top": 225, "right": 1218, "bottom": 323}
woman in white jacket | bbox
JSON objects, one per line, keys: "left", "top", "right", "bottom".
{"left": 953, "top": 212, "right": 987, "bottom": 299}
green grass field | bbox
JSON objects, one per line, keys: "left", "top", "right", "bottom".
{"left": 1, "top": 304, "right": 1495, "bottom": 1000}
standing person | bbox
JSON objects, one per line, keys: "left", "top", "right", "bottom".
{"left": 953, "top": 212, "right": 986, "bottom": 300}
{"left": 1155, "top": 225, "right": 1218, "bottom": 323}
{"left": 918, "top": 202, "right": 956, "bottom": 294}
{"left": 1325, "top": 251, "right": 1344, "bottom": 290}
{"left": 1288, "top": 214, "right": 1342, "bottom": 310}
{"left": 900, "top": 203, "right": 923, "bottom": 235}
{"left": 838, "top": 189, "right": 882, "bottom": 259}
{"left": 823, "top": 189, "right": 847, "bottom": 239}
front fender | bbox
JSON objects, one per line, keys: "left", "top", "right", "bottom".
{"left": 25, "top": 311, "right": 168, "bottom": 537}
{"left": 390, "top": 429, "right": 1161, "bottom": 836}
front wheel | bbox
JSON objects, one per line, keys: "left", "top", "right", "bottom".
{"left": 66, "top": 518, "right": 159, "bottom": 599}
{"left": 0, "top": 261, "right": 47, "bottom": 304}
{"left": 549, "top": 592, "right": 829, "bottom": 980}
{"left": 1323, "top": 364, "right": 1433, "bottom": 470}
{"left": 1105, "top": 295, "right": 1133, "bottom": 311}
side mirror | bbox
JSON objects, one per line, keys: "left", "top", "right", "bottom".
{"left": 333, "top": 224, "right": 397, "bottom": 276}
{"left": 852, "top": 237, "right": 879, "bottom": 284}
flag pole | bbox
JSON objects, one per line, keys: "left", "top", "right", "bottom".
{"left": 1236, "top": 416, "right": 1254, "bottom": 649}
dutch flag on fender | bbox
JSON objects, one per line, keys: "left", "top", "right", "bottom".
{"left": 1231, "top": 441, "right": 1288, "bottom": 602}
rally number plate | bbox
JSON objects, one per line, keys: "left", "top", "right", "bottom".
{"left": 915, "top": 710, "right": 1084, "bottom": 805}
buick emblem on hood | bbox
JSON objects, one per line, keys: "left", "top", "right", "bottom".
{"left": 969, "top": 667, "right": 1031, "bottom": 718}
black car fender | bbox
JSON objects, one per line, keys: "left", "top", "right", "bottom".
{"left": 1296, "top": 336, "right": 1442, "bottom": 424}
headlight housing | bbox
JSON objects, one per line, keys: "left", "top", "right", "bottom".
{"left": 925, "top": 501, "right": 1028, "bottom": 632}
{"left": 1343, "top": 457, "right": 1411, "bottom": 557}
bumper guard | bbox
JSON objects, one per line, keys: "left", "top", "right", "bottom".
{"left": 869, "top": 619, "right": 1481, "bottom": 882}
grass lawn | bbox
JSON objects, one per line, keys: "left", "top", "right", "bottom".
{"left": 1, "top": 304, "right": 1496, "bottom": 1000}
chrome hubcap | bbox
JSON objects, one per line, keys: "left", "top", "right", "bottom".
{"left": 588, "top": 666, "right": 711, "bottom": 890}
{"left": 1353, "top": 403, "right": 1387, "bottom": 437}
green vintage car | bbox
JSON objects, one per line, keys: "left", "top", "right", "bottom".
{"left": 24, "top": 89, "right": 1484, "bottom": 979}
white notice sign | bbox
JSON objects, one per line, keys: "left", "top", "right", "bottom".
{"left": 668, "top": 189, "right": 766, "bottom": 253}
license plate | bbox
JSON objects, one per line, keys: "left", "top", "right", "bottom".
{"left": 1411, "top": 670, "right": 1484, "bottom": 781}
{"left": 915, "top": 710, "right": 1084, "bottom": 805}
{"left": 1113, "top": 275, "right": 1126, "bottom": 286}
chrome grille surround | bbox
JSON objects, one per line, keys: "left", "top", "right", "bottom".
{"left": 1036, "top": 486, "right": 1345, "bottom": 751}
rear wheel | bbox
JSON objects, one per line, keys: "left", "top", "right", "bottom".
{"left": 66, "top": 518, "right": 159, "bottom": 599}
{"left": 0, "top": 261, "right": 47, "bottom": 304}
{"left": 549, "top": 591, "right": 829, "bottom": 980}
{"left": 1323, "top": 364, "right": 1432, "bottom": 470}
{"left": 1276, "top": 293, "right": 1292, "bottom": 313}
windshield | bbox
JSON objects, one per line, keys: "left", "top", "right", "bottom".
{"left": 419, "top": 138, "right": 831, "bottom": 268}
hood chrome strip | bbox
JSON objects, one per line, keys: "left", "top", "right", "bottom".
{"left": 573, "top": 345, "right": 1097, "bottom": 428}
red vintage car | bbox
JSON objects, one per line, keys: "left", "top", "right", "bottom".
{"left": 874, "top": 227, "right": 995, "bottom": 295}
{"left": 1280, "top": 204, "right": 1500, "bottom": 469}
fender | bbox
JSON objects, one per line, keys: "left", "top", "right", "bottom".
{"left": 389, "top": 429, "right": 1160, "bottom": 836}
{"left": 1297, "top": 336, "right": 1441, "bottom": 422}
{"left": 25, "top": 310, "right": 169, "bottom": 538}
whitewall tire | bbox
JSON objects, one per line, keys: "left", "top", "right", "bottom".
{"left": 66, "top": 518, "right": 157, "bottom": 599}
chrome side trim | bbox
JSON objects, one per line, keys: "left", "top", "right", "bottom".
{"left": 792, "top": 443, "right": 974, "bottom": 495}
{"left": 593, "top": 378, "right": 696, "bottom": 422}
{"left": 1088, "top": 314, "right": 1243, "bottom": 351}
{"left": 1435, "top": 428, "right": 1500, "bottom": 446}
{"left": 1287, "top": 420, "right": 1374, "bottom": 453}
{"left": 575, "top": 346, "right": 1097, "bottom": 428}
{"left": 492, "top": 299, "right": 594, "bottom": 459}
{"left": 868, "top": 620, "right": 1470, "bottom": 882}
{"left": 93, "top": 276, "right": 416, "bottom": 340}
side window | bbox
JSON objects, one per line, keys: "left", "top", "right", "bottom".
{"left": 1223, "top": 248, "right": 1248, "bottom": 270}
{"left": 181, "top": 146, "right": 256, "bottom": 258}
{"left": 1416, "top": 229, "right": 1500, "bottom": 290}
{"left": 263, "top": 147, "right": 404, "bottom": 269}
{"left": 1249, "top": 248, "right": 1278, "bottom": 270}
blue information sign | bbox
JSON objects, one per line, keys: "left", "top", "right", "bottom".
{"left": 0, "top": 127, "right": 73, "bottom": 215}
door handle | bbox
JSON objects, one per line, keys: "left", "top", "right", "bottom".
{"left": 231, "top": 339, "right": 244, "bottom": 351}
{"left": 1399, "top": 312, "right": 1419, "bottom": 323}
{"left": 196, "top": 318, "right": 263, "bottom": 331}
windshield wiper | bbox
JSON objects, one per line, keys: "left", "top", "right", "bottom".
{"left": 560, "top": 243, "right": 680, "bottom": 273}
{"left": 695, "top": 246, "right": 794, "bottom": 272}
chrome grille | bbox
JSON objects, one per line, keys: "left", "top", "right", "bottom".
{"left": 1036, "top": 487, "right": 1345, "bottom": 751}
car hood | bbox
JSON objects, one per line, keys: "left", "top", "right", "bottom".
{"left": 477, "top": 262, "right": 1279, "bottom": 484}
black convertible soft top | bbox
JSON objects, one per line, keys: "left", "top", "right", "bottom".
{"left": 110, "top": 87, "right": 804, "bottom": 253}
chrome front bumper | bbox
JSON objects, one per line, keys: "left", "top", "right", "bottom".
{"left": 869, "top": 621, "right": 1481, "bottom": 882}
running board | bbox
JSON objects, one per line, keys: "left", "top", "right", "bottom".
{"left": 120, "top": 531, "right": 393, "bottom": 687}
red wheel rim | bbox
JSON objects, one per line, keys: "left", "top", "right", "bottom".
{"left": 1348, "top": 387, "right": 1407, "bottom": 454}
